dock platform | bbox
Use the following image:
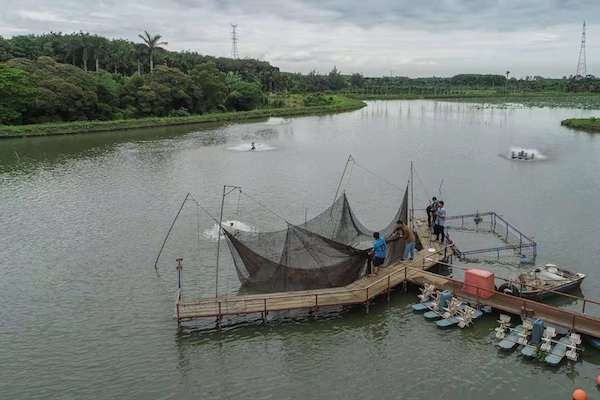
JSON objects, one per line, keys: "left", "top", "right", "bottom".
{"left": 176, "top": 222, "right": 600, "bottom": 340}
{"left": 177, "top": 222, "right": 447, "bottom": 323}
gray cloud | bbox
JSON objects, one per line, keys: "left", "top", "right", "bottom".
{"left": 0, "top": 0, "right": 596, "bottom": 77}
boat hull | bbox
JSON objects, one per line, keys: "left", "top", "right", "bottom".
{"left": 519, "top": 275, "right": 585, "bottom": 300}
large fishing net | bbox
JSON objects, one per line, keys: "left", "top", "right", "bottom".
{"left": 224, "top": 187, "right": 423, "bottom": 292}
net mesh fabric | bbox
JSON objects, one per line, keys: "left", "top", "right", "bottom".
{"left": 224, "top": 226, "right": 368, "bottom": 291}
{"left": 225, "top": 187, "right": 421, "bottom": 292}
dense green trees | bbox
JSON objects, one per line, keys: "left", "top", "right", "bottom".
{"left": 0, "top": 56, "right": 264, "bottom": 124}
{"left": 0, "top": 64, "right": 37, "bottom": 124}
{"left": 3, "top": 30, "right": 600, "bottom": 126}
{"left": 0, "top": 32, "right": 279, "bottom": 85}
{"left": 225, "top": 80, "right": 265, "bottom": 111}
{"left": 190, "top": 62, "right": 227, "bottom": 113}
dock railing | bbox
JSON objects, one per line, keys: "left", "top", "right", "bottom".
{"left": 177, "top": 244, "right": 452, "bottom": 319}
{"left": 410, "top": 263, "right": 600, "bottom": 333}
{"left": 445, "top": 211, "right": 537, "bottom": 263}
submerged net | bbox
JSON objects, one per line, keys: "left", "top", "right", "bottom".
{"left": 224, "top": 187, "right": 423, "bottom": 292}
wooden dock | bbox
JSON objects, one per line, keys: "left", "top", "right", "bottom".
{"left": 177, "top": 222, "right": 447, "bottom": 323}
{"left": 176, "top": 221, "right": 600, "bottom": 340}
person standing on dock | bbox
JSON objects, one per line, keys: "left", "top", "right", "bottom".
{"left": 399, "top": 222, "right": 416, "bottom": 261}
{"left": 369, "top": 232, "right": 387, "bottom": 276}
{"left": 426, "top": 197, "right": 438, "bottom": 228}
{"left": 435, "top": 201, "right": 446, "bottom": 242}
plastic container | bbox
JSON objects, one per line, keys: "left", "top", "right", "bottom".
{"left": 463, "top": 269, "right": 495, "bottom": 299}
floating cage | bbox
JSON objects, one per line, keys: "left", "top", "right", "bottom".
{"left": 445, "top": 211, "right": 536, "bottom": 266}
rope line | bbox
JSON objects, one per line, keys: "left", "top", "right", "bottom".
{"left": 239, "top": 189, "right": 290, "bottom": 224}
{"left": 412, "top": 166, "right": 434, "bottom": 203}
{"left": 351, "top": 159, "right": 406, "bottom": 192}
{"left": 154, "top": 193, "right": 221, "bottom": 270}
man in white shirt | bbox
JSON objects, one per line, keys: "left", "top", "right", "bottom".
{"left": 435, "top": 201, "right": 446, "bottom": 242}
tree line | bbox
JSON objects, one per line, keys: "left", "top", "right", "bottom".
{"left": 2, "top": 31, "right": 600, "bottom": 125}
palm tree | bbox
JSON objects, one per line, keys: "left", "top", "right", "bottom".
{"left": 138, "top": 31, "right": 167, "bottom": 73}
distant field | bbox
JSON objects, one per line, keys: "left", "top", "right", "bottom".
{"left": 353, "top": 91, "right": 600, "bottom": 109}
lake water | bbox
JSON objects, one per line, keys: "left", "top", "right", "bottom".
{"left": 1, "top": 100, "right": 600, "bottom": 399}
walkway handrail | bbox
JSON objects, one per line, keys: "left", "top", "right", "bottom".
{"left": 407, "top": 266, "right": 600, "bottom": 332}
{"left": 428, "top": 258, "right": 600, "bottom": 307}
{"left": 408, "top": 263, "right": 600, "bottom": 316}
{"left": 446, "top": 211, "right": 535, "bottom": 244}
{"left": 180, "top": 246, "right": 452, "bottom": 308}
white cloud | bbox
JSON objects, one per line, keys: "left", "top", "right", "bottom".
{"left": 15, "top": 10, "right": 67, "bottom": 22}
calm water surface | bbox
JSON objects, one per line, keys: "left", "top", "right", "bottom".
{"left": 1, "top": 101, "right": 600, "bottom": 399}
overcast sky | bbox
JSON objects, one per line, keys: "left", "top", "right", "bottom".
{"left": 0, "top": 0, "right": 597, "bottom": 77}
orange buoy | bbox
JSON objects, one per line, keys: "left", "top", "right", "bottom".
{"left": 572, "top": 388, "right": 587, "bottom": 400}
{"left": 596, "top": 375, "right": 600, "bottom": 386}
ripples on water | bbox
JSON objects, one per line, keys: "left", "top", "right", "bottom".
{"left": 1, "top": 101, "right": 600, "bottom": 399}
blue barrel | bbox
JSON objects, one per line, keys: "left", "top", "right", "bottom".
{"left": 531, "top": 319, "right": 545, "bottom": 345}
{"left": 439, "top": 291, "right": 453, "bottom": 309}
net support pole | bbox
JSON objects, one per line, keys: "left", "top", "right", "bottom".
{"left": 154, "top": 193, "right": 191, "bottom": 270}
{"left": 215, "top": 185, "right": 241, "bottom": 298}
{"left": 410, "top": 161, "right": 415, "bottom": 229}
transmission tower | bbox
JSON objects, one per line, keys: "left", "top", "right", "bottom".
{"left": 231, "top": 24, "right": 239, "bottom": 59}
{"left": 576, "top": 21, "right": 587, "bottom": 78}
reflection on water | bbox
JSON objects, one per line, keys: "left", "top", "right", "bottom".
{"left": 2, "top": 100, "right": 600, "bottom": 399}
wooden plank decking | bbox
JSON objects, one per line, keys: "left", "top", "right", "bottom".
{"left": 176, "top": 221, "right": 600, "bottom": 339}
{"left": 177, "top": 221, "right": 445, "bottom": 320}
{"left": 414, "top": 271, "right": 600, "bottom": 339}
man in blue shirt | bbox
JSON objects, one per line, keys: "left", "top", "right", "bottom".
{"left": 369, "top": 231, "right": 387, "bottom": 275}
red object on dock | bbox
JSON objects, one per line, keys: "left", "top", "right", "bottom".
{"left": 463, "top": 269, "right": 495, "bottom": 299}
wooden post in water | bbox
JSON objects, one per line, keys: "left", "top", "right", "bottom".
{"left": 176, "top": 258, "right": 183, "bottom": 326}
{"left": 176, "top": 258, "right": 183, "bottom": 293}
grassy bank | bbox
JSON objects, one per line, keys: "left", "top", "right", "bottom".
{"left": 0, "top": 95, "right": 365, "bottom": 138}
{"left": 560, "top": 118, "right": 600, "bottom": 133}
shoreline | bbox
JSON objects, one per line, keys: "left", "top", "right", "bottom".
{"left": 353, "top": 92, "right": 600, "bottom": 107}
{"left": 560, "top": 118, "right": 600, "bottom": 133}
{"left": 0, "top": 97, "right": 366, "bottom": 139}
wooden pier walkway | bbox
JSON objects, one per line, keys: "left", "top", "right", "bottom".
{"left": 177, "top": 222, "right": 446, "bottom": 322}
{"left": 176, "top": 221, "right": 600, "bottom": 339}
